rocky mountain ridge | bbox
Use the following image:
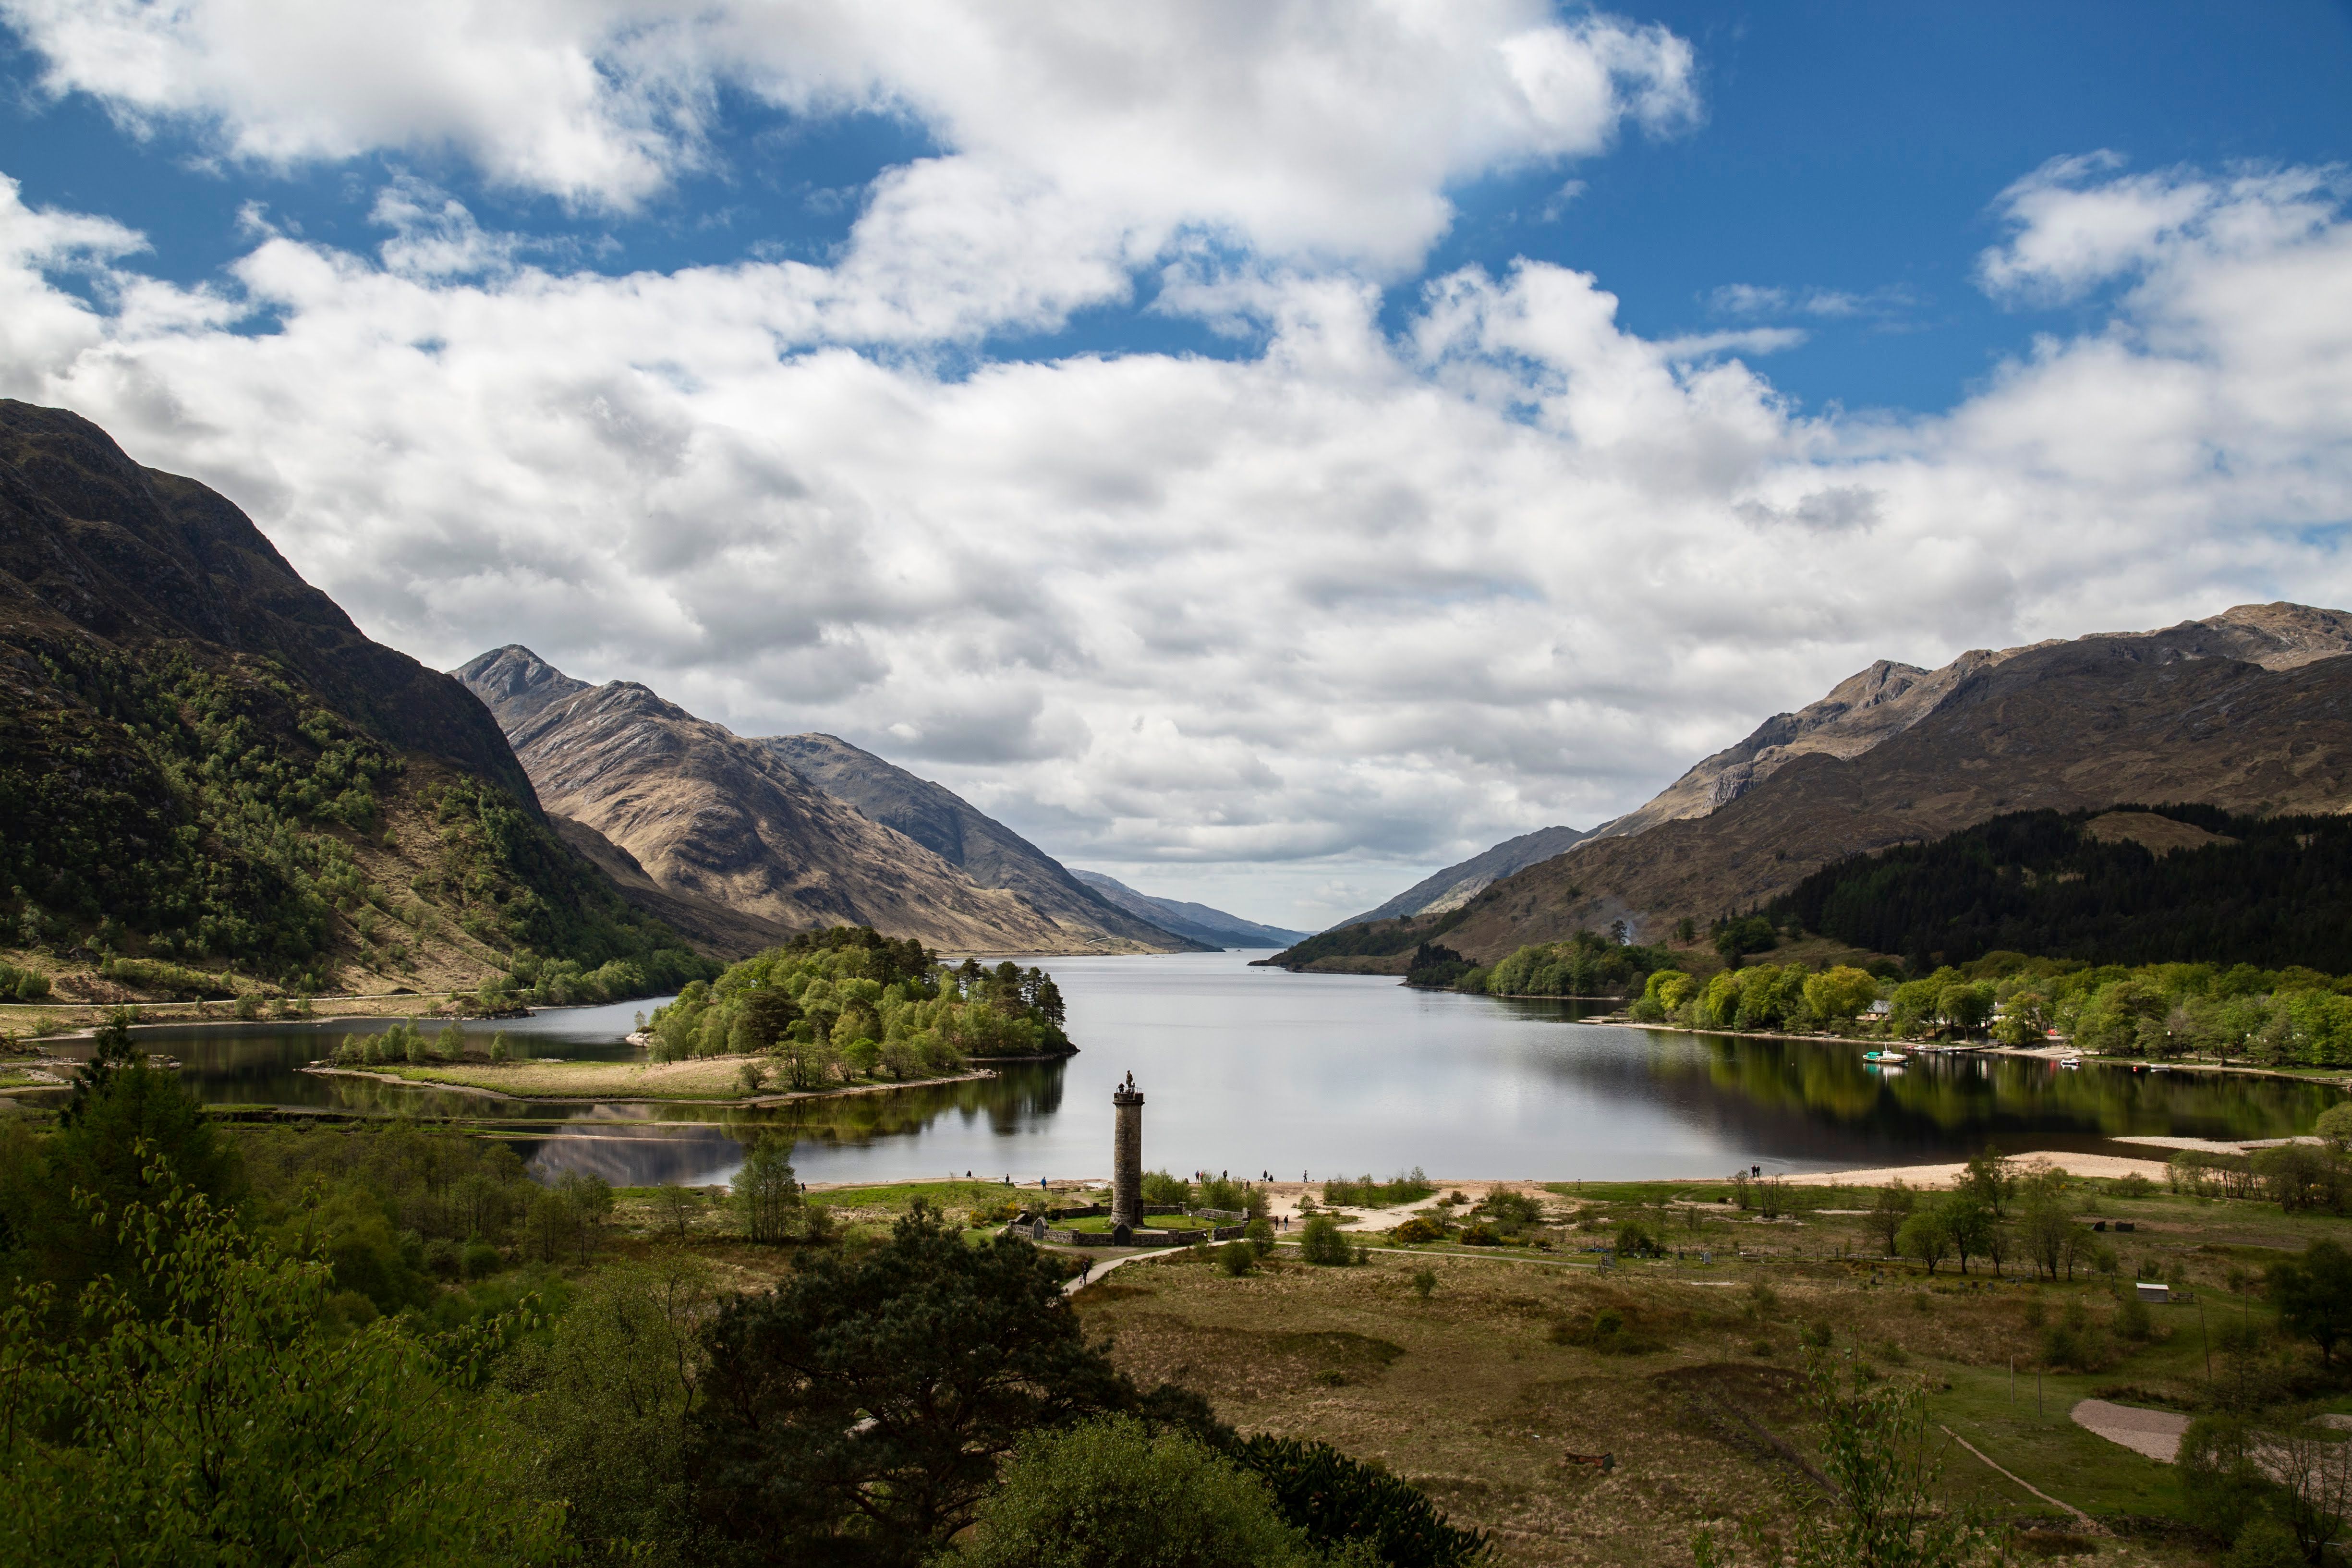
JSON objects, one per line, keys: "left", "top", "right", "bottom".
{"left": 454, "top": 647, "right": 1193, "bottom": 955}
{"left": 760, "top": 733, "right": 1202, "bottom": 952}
{"left": 1431, "top": 607, "right": 2352, "bottom": 961}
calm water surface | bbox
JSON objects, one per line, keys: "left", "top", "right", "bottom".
{"left": 92, "top": 952, "right": 2341, "bottom": 1186}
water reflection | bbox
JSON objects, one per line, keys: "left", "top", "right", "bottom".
{"left": 65, "top": 956, "right": 2343, "bottom": 1186}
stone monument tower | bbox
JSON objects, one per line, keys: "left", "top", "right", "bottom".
{"left": 1112, "top": 1071, "right": 1144, "bottom": 1230}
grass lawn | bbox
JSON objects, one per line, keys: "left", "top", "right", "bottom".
{"left": 1061, "top": 1212, "right": 1218, "bottom": 1232}
{"left": 340, "top": 1054, "right": 970, "bottom": 1102}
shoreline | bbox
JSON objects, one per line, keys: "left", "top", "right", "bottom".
{"left": 1580, "top": 1016, "right": 2352, "bottom": 1090}
{"left": 298, "top": 1061, "right": 1002, "bottom": 1109}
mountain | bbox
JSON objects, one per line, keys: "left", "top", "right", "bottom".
{"left": 1595, "top": 602, "right": 2352, "bottom": 842}
{"left": 1329, "top": 824, "right": 1594, "bottom": 930}
{"left": 760, "top": 734, "right": 1204, "bottom": 952}
{"left": 1067, "top": 871, "right": 1309, "bottom": 948}
{"left": 453, "top": 648, "right": 1189, "bottom": 955}
{"left": 0, "top": 400, "right": 705, "bottom": 998}
{"left": 1433, "top": 605, "right": 2352, "bottom": 960}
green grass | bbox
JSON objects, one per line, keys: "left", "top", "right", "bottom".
{"left": 812, "top": 1180, "right": 1043, "bottom": 1213}
{"left": 1927, "top": 1352, "right": 2191, "bottom": 1523}
{"left": 1061, "top": 1212, "right": 1217, "bottom": 1233}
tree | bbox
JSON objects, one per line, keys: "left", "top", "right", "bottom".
{"left": 734, "top": 1137, "right": 802, "bottom": 1245}
{"left": 0, "top": 1157, "right": 560, "bottom": 1564}
{"left": 2016, "top": 1168, "right": 2085, "bottom": 1280}
{"left": 939, "top": 1416, "right": 1320, "bottom": 1568}
{"left": 2268, "top": 1238, "right": 2352, "bottom": 1364}
{"left": 506, "top": 1256, "right": 711, "bottom": 1566}
{"left": 688, "top": 1202, "right": 1136, "bottom": 1566}
{"left": 1937, "top": 1193, "right": 1992, "bottom": 1276}
{"left": 1959, "top": 1145, "right": 2014, "bottom": 1217}
{"left": 15, "top": 1009, "right": 242, "bottom": 1317}
{"left": 1897, "top": 1209, "right": 1952, "bottom": 1274}
{"left": 734, "top": 984, "right": 802, "bottom": 1053}
{"left": 1803, "top": 966, "right": 1880, "bottom": 1024}
{"left": 1867, "top": 1182, "right": 1915, "bottom": 1256}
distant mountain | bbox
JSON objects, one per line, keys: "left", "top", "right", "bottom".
{"left": 762, "top": 735, "right": 1204, "bottom": 953}
{"left": 0, "top": 400, "right": 706, "bottom": 997}
{"left": 455, "top": 648, "right": 1191, "bottom": 956}
{"left": 1594, "top": 602, "right": 2352, "bottom": 843}
{"left": 1437, "top": 605, "right": 2352, "bottom": 960}
{"left": 1068, "top": 871, "right": 1309, "bottom": 949}
{"left": 1330, "top": 824, "right": 1594, "bottom": 930}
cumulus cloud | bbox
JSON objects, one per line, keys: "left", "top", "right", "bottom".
{"left": 0, "top": 11, "right": 2346, "bottom": 930}
{"left": 4, "top": 0, "right": 1694, "bottom": 263}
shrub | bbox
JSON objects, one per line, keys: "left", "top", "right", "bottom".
{"left": 1390, "top": 1216, "right": 1445, "bottom": 1245}
{"left": 1613, "top": 1220, "right": 1661, "bottom": 1257}
{"left": 1457, "top": 1222, "right": 1499, "bottom": 1247}
{"left": 1323, "top": 1168, "right": 1435, "bottom": 1207}
{"left": 1411, "top": 1268, "right": 1436, "bottom": 1301}
{"left": 1140, "top": 1169, "right": 1193, "bottom": 1207}
{"left": 1228, "top": 1433, "right": 1490, "bottom": 1568}
{"left": 1244, "top": 1218, "right": 1275, "bottom": 1258}
{"left": 942, "top": 1416, "right": 1318, "bottom": 1568}
{"left": 1217, "top": 1240, "right": 1256, "bottom": 1277}
{"left": 1298, "top": 1215, "right": 1354, "bottom": 1266}
{"left": 0, "top": 960, "right": 51, "bottom": 1001}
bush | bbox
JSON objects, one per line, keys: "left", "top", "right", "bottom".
{"left": 1216, "top": 1240, "right": 1256, "bottom": 1277}
{"left": 942, "top": 1416, "right": 1319, "bottom": 1568}
{"left": 0, "top": 960, "right": 51, "bottom": 1001}
{"left": 1458, "top": 1222, "right": 1500, "bottom": 1246}
{"left": 1323, "top": 1168, "right": 1435, "bottom": 1207}
{"left": 1298, "top": 1216, "right": 1354, "bottom": 1266}
{"left": 1613, "top": 1220, "right": 1661, "bottom": 1257}
{"left": 1229, "top": 1433, "right": 1490, "bottom": 1568}
{"left": 1244, "top": 1217, "right": 1275, "bottom": 1258}
{"left": 1390, "top": 1216, "right": 1445, "bottom": 1244}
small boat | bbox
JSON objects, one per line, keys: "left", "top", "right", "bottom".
{"left": 1863, "top": 1050, "right": 1907, "bottom": 1065}
{"left": 2059, "top": 1055, "right": 2082, "bottom": 1070}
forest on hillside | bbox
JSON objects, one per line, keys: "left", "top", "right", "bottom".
{"left": 1773, "top": 805, "right": 2352, "bottom": 972}
{"left": 0, "top": 636, "right": 712, "bottom": 1000}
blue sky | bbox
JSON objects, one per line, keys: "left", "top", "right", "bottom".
{"left": 0, "top": 2, "right": 2347, "bottom": 927}
{"left": 10, "top": 2, "right": 2345, "bottom": 409}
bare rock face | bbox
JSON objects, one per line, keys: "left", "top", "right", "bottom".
{"left": 1441, "top": 605, "right": 2352, "bottom": 957}
{"left": 762, "top": 733, "right": 1203, "bottom": 951}
{"left": 456, "top": 653, "right": 1188, "bottom": 954}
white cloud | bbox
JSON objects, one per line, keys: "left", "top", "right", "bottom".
{"left": 1, "top": 140, "right": 2348, "bottom": 927}
{"left": 3, "top": 1, "right": 1694, "bottom": 265}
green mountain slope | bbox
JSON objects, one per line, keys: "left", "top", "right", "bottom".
{"left": 0, "top": 400, "right": 708, "bottom": 1002}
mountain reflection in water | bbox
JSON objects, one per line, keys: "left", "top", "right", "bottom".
{"left": 89, "top": 954, "right": 2339, "bottom": 1186}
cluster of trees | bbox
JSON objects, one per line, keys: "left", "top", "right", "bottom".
{"left": 1861, "top": 1153, "right": 2117, "bottom": 1283}
{"left": 1625, "top": 941, "right": 2352, "bottom": 1062}
{"left": 1775, "top": 802, "right": 2352, "bottom": 973}
{"left": 645, "top": 928, "right": 1072, "bottom": 1089}
{"left": 1632, "top": 961, "right": 1882, "bottom": 1033}
{"left": 1446, "top": 929, "right": 1681, "bottom": 999}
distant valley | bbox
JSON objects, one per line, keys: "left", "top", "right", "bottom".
{"left": 1067, "top": 870, "right": 1309, "bottom": 949}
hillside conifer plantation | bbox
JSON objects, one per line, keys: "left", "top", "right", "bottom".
{"left": 1774, "top": 804, "right": 2352, "bottom": 972}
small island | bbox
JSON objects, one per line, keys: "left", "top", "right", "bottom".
{"left": 304, "top": 925, "right": 1074, "bottom": 1104}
